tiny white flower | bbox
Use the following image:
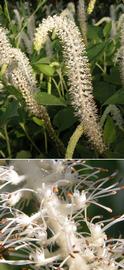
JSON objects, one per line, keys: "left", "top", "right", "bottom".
{"left": 29, "top": 249, "right": 60, "bottom": 266}
{"left": 72, "top": 190, "right": 87, "bottom": 210}
{"left": 0, "top": 166, "right": 25, "bottom": 189}
{"left": 88, "top": 222, "right": 107, "bottom": 246}
{"left": 0, "top": 190, "right": 22, "bottom": 206}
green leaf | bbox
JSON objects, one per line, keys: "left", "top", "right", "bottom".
{"left": 104, "top": 88, "right": 124, "bottom": 105}
{"left": 114, "top": 141, "right": 124, "bottom": 156}
{"left": 104, "top": 67, "right": 121, "bottom": 85}
{"left": 0, "top": 5, "right": 3, "bottom": 15}
{"left": 94, "top": 81, "right": 116, "bottom": 103}
{"left": 106, "top": 40, "right": 115, "bottom": 56}
{"left": 34, "top": 63, "right": 55, "bottom": 76}
{"left": 32, "top": 117, "right": 44, "bottom": 126}
{"left": 87, "top": 41, "right": 107, "bottom": 61}
{"left": 6, "top": 85, "right": 24, "bottom": 100}
{"left": 16, "top": 150, "right": 32, "bottom": 158}
{"left": 103, "top": 116, "right": 116, "bottom": 145}
{"left": 35, "top": 92, "right": 66, "bottom": 106}
{"left": 53, "top": 108, "right": 76, "bottom": 132}
{"left": 33, "top": 57, "right": 50, "bottom": 64}
{"left": 87, "top": 25, "right": 101, "bottom": 41}
{"left": 0, "top": 265, "right": 12, "bottom": 270}
{"left": 103, "top": 22, "right": 112, "bottom": 38}
{"left": 0, "top": 101, "right": 18, "bottom": 125}
{"left": 4, "top": 0, "right": 10, "bottom": 22}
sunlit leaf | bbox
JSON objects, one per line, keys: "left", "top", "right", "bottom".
{"left": 103, "top": 116, "right": 116, "bottom": 145}
{"left": 35, "top": 92, "right": 66, "bottom": 106}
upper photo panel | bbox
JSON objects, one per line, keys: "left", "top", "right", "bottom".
{"left": 0, "top": 0, "right": 123, "bottom": 158}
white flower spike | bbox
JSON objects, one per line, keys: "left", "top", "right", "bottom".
{"left": 34, "top": 15, "right": 105, "bottom": 153}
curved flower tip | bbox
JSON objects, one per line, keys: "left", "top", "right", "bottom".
{"left": 34, "top": 37, "right": 42, "bottom": 52}
{"left": 34, "top": 15, "right": 105, "bottom": 153}
{"left": 87, "top": 0, "right": 97, "bottom": 14}
{"left": 0, "top": 25, "right": 65, "bottom": 154}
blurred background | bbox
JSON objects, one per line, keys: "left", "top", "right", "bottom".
{"left": 0, "top": 0, "right": 123, "bottom": 20}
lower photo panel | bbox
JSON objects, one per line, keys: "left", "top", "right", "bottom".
{"left": 0, "top": 159, "right": 124, "bottom": 270}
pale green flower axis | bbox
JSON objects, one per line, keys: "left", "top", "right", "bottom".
{"left": 77, "top": 0, "right": 87, "bottom": 45}
{"left": 34, "top": 15, "right": 105, "bottom": 154}
{"left": 119, "top": 19, "right": 124, "bottom": 87}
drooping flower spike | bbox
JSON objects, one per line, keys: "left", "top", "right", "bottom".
{"left": 0, "top": 27, "right": 65, "bottom": 156}
{"left": 34, "top": 15, "right": 105, "bottom": 153}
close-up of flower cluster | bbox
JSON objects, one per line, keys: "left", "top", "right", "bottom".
{"left": 0, "top": 160, "right": 124, "bottom": 270}
{"left": 0, "top": 0, "right": 124, "bottom": 158}
{"left": 1, "top": 2, "right": 124, "bottom": 270}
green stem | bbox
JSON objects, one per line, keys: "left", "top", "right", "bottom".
{"left": 4, "top": 124, "right": 12, "bottom": 158}
{"left": 4, "top": 0, "right": 11, "bottom": 23}
{"left": 48, "top": 77, "right": 52, "bottom": 94}
{"left": 65, "top": 124, "right": 84, "bottom": 158}
{"left": 20, "top": 123, "right": 41, "bottom": 154}
{"left": 43, "top": 127, "right": 48, "bottom": 154}
{"left": 16, "top": 0, "right": 47, "bottom": 46}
